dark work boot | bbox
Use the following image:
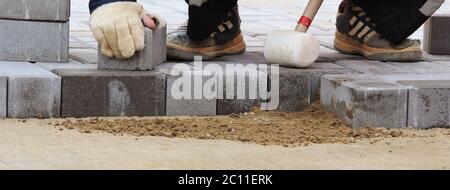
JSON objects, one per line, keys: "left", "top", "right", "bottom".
{"left": 335, "top": 2, "right": 423, "bottom": 62}
{"left": 167, "top": 6, "right": 246, "bottom": 61}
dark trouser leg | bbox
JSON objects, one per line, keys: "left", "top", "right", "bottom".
{"left": 352, "top": 0, "right": 443, "bottom": 44}
{"left": 185, "top": 0, "right": 238, "bottom": 41}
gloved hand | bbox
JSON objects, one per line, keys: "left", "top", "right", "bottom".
{"left": 90, "top": 2, "right": 157, "bottom": 59}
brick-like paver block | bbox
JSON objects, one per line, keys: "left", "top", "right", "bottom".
{"left": 399, "top": 80, "right": 450, "bottom": 128}
{"left": 0, "top": 62, "right": 61, "bottom": 118}
{"left": 321, "top": 75, "right": 409, "bottom": 128}
{"left": 55, "top": 69, "right": 166, "bottom": 118}
{"left": 214, "top": 63, "right": 262, "bottom": 115}
{"left": 335, "top": 60, "right": 406, "bottom": 75}
{"left": 35, "top": 63, "right": 97, "bottom": 72}
{"left": 424, "top": 14, "right": 450, "bottom": 55}
{"left": 98, "top": 21, "right": 167, "bottom": 71}
{"left": 0, "top": 77, "right": 7, "bottom": 118}
{"left": 0, "top": 0, "right": 70, "bottom": 21}
{"left": 70, "top": 49, "right": 98, "bottom": 65}
{"left": 269, "top": 63, "right": 351, "bottom": 112}
{"left": 0, "top": 19, "right": 69, "bottom": 63}
{"left": 157, "top": 63, "right": 217, "bottom": 116}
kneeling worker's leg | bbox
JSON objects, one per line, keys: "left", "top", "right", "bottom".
{"left": 335, "top": 0, "right": 444, "bottom": 61}
{"left": 167, "top": 0, "right": 246, "bottom": 60}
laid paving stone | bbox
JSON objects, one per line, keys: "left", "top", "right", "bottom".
{"left": 0, "top": 62, "right": 61, "bottom": 118}
{"left": 0, "top": 0, "right": 70, "bottom": 21}
{"left": 35, "top": 63, "right": 97, "bottom": 72}
{"left": 156, "top": 63, "right": 217, "bottom": 116}
{"left": 70, "top": 48, "right": 98, "bottom": 64}
{"left": 386, "top": 61, "right": 450, "bottom": 74}
{"left": 321, "top": 74, "right": 409, "bottom": 128}
{"left": 398, "top": 80, "right": 450, "bottom": 129}
{"left": 423, "top": 52, "right": 450, "bottom": 62}
{"left": 424, "top": 14, "right": 450, "bottom": 55}
{"left": 335, "top": 60, "right": 408, "bottom": 75}
{"left": 305, "top": 62, "right": 353, "bottom": 102}
{"left": 98, "top": 21, "right": 167, "bottom": 71}
{"left": 0, "top": 19, "right": 69, "bottom": 63}
{"left": 213, "top": 63, "right": 262, "bottom": 115}
{"left": 0, "top": 77, "right": 7, "bottom": 118}
{"left": 268, "top": 63, "right": 351, "bottom": 112}
{"left": 216, "top": 52, "right": 266, "bottom": 64}
{"left": 55, "top": 69, "right": 166, "bottom": 117}
{"left": 318, "top": 47, "right": 364, "bottom": 62}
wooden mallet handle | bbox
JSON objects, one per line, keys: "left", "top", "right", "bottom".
{"left": 295, "top": 0, "right": 324, "bottom": 33}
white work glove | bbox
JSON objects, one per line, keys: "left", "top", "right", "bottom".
{"left": 90, "top": 2, "right": 157, "bottom": 59}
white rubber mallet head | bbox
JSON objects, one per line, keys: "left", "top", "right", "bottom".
{"left": 264, "top": 0, "right": 324, "bottom": 68}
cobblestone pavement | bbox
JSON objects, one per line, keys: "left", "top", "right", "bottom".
{"left": 70, "top": 0, "right": 450, "bottom": 62}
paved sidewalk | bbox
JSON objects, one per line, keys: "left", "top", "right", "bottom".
{"left": 70, "top": 0, "right": 450, "bottom": 66}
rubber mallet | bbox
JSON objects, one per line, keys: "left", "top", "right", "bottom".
{"left": 264, "top": 0, "right": 324, "bottom": 68}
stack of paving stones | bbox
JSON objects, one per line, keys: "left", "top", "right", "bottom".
{"left": 0, "top": 0, "right": 70, "bottom": 118}
{"left": 321, "top": 60, "right": 450, "bottom": 129}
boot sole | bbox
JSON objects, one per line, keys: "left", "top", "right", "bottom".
{"left": 334, "top": 31, "right": 423, "bottom": 62}
{"left": 167, "top": 33, "right": 246, "bottom": 61}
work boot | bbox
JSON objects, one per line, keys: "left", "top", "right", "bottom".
{"left": 167, "top": 6, "right": 246, "bottom": 61}
{"left": 334, "top": 2, "right": 422, "bottom": 62}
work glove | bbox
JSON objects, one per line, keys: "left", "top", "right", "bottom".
{"left": 90, "top": 2, "right": 157, "bottom": 59}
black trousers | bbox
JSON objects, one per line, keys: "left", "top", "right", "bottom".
{"left": 185, "top": 0, "right": 238, "bottom": 41}
{"left": 353, "top": 0, "right": 440, "bottom": 44}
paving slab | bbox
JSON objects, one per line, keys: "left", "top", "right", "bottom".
{"left": 0, "top": 0, "right": 70, "bottom": 21}
{"left": 269, "top": 62, "right": 351, "bottom": 112}
{"left": 321, "top": 74, "right": 409, "bottom": 128}
{"left": 335, "top": 60, "right": 407, "bottom": 75}
{"left": 317, "top": 47, "right": 364, "bottom": 62}
{"left": 386, "top": 61, "right": 450, "bottom": 74}
{"left": 98, "top": 21, "right": 167, "bottom": 71}
{"left": 69, "top": 48, "right": 98, "bottom": 64}
{"left": 0, "top": 19, "right": 69, "bottom": 63}
{"left": 424, "top": 14, "right": 450, "bottom": 55}
{"left": 211, "top": 63, "right": 262, "bottom": 115}
{"left": 0, "top": 77, "right": 7, "bottom": 118}
{"left": 0, "top": 62, "right": 61, "bottom": 118}
{"left": 35, "top": 63, "right": 97, "bottom": 72}
{"left": 399, "top": 80, "right": 450, "bottom": 129}
{"left": 55, "top": 69, "right": 166, "bottom": 117}
{"left": 156, "top": 63, "right": 217, "bottom": 116}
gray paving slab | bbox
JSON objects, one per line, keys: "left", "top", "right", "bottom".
{"left": 0, "top": 62, "right": 61, "bottom": 118}
{"left": 399, "top": 80, "right": 450, "bottom": 129}
{"left": 0, "top": 0, "right": 70, "bottom": 21}
{"left": 0, "top": 77, "right": 7, "bottom": 118}
{"left": 35, "top": 63, "right": 97, "bottom": 72}
{"left": 55, "top": 69, "right": 166, "bottom": 117}
{"left": 321, "top": 74, "right": 409, "bottom": 128}
{"left": 270, "top": 63, "right": 351, "bottom": 112}
{"left": 69, "top": 48, "right": 98, "bottom": 64}
{"left": 424, "top": 14, "right": 450, "bottom": 55}
{"left": 213, "top": 63, "right": 262, "bottom": 115}
{"left": 98, "top": 21, "right": 167, "bottom": 71}
{"left": 335, "top": 60, "right": 408, "bottom": 75}
{"left": 157, "top": 63, "right": 217, "bottom": 116}
{"left": 0, "top": 19, "right": 69, "bottom": 63}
